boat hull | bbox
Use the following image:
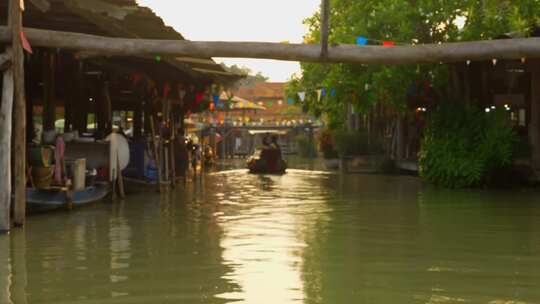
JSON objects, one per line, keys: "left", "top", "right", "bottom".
{"left": 26, "top": 184, "right": 110, "bottom": 211}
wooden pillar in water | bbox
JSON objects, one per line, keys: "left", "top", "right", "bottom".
{"left": 0, "top": 51, "right": 14, "bottom": 232}
{"left": 42, "top": 51, "right": 56, "bottom": 131}
{"left": 10, "top": 0, "right": 27, "bottom": 226}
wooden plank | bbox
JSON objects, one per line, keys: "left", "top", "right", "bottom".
{"left": 2, "top": 27, "right": 540, "bottom": 64}
{"left": 0, "top": 66, "right": 14, "bottom": 232}
{"left": 320, "top": 0, "right": 330, "bottom": 60}
{"left": 10, "top": 0, "right": 27, "bottom": 227}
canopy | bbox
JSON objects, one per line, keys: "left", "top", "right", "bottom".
{"left": 219, "top": 92, "right": 266, "bottom": 111}
{"left": 248, "top": 130, "right": 289, "bottom": 135}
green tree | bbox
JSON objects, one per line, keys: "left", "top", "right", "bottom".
{"left": 290, "top": 0, "right": 540, "bottom": 128}
{"left": 223, "top": 64, "right": 269, "bottom": 89}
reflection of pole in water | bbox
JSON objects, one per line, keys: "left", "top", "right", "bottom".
{"left": 6, "top": 231, "right": 28, "bottom": 304}
{"left": 0, "top": 235, "right": 11, "bottom": 303}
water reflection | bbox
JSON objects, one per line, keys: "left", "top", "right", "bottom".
{"left": 210, "top": 170, "right": 333, "bottom": 303}
{"left": 1, "top": 170, "right": 540, "bottom": 303}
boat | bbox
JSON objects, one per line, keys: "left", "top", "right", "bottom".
{"left": 247, "top": 148, "right": 287, "bottom": 174}
{"left": 26, "top": 183, "right": 110, "bottom": 212}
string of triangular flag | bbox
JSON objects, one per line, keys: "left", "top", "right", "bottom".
{"left": 355, "top": 36, "right": 408, "bottom": 46}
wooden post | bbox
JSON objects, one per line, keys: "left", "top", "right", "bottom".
{"left": 10, "top": 0, "right": 27, "bottom": 227}
{"left": 320, "top": 0, "right": 330, "bottom": 60}
{"left": 0, "top": 52, "right": 14, "bottom": 233}
{"left": 149, "top": 117, "right": 162, "bottom": 192}
{"left": 170, "top": 120, "right": 176, "bottom": 187}
{"left": 42, "top": 51, "right": 56, "bottom": 131}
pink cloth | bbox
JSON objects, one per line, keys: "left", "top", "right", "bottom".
{"left": 54, "top": 136, "right": 65, "bottom": 184}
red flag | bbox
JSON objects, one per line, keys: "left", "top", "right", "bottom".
{"left": 382, "top": 41, "right": 395, "bottom": 47}
{"left": 163, "top": 83, "right": 171, "bottom": 99}
{"left": 195, "top": 92, "right": 204, "bottom": 103}
{"left": 20, "top": 31, "right": 32, "bottom": 54}
{"left": 131, "top": 72, "right": 142, "bottom": 86}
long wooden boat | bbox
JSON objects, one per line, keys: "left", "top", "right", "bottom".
{"left": 26, "top": 183, "right": 110, "bottom": 211}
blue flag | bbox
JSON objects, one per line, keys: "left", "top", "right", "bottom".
{"left": 356, "top": 36, "right": 368, "bottom": 45}
{"left": 330, "top": 88, "right": 336, "bottom": 97}
{"left": 212, "top": 95, "right": 220, "bottom": 105}
{"left": 287, "top": 98, "right": 295, "bottom": 105}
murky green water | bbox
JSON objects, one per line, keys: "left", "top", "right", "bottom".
{"left": 1, "top": 168, "right": 540, "bottom": 303}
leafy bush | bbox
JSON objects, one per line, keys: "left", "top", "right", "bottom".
{"left": 296, "top": 134, "right": 317, "bottom": 158}
{"left": 332, "top": 129, "right": 384, "bottom": 157}
{"left": 418, "top": 103, "right": 517, "bottom": 188}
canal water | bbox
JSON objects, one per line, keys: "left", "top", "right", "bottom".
{"left": 1, "top": 167, "right": 540, "bottom": 303}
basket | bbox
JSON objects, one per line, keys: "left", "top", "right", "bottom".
{"left": 32, "top": 166, "right": 54, "bottom": 189}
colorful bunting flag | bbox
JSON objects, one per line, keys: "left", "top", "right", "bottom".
{"left": 382, "top": 41, "right": 395, "bottom": 47}
{"left": 298, "top": 92, "right": 306, "bottom": 102}
{"left": 163, "top": 83, "right": 171, "bottom": 99}
{"left": 316, "top": 89, "right": 322, "bottom": 101}
{"left": 20, "top": 31, "right": 32, "bottom": 54}
{"left": 212, "top": 94, "right": 220, "bottom": 106}
{"left": 330, "top": 88, "right": 336, "bottom": 97}
{"left": 356, "top": 36, "right": 368, "bottom": 45}
{"left": 287, "top": 98, "right": 295, "bottom": 105}
{"left": 321, "top": 88, "right": 326, "bottom": 97}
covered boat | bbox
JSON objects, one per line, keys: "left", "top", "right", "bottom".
{"left": 247, "top": 148, "right": 287, "bottom": 174}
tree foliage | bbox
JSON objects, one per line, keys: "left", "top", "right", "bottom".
{"left": 288, "top": 0, "right": 540, "bottom": 128}
{"left": 222, "top": 64, "right": 269, "bottom": 89}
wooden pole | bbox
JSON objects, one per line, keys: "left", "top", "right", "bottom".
{"left": 42, "top": 51, "right": 55, "bottom": 131}
{"left": 170, "top": 119, "right": 176, "bottom": 188}
{"left": 2, "top": 27, "right": 540, "bottom": 65}
{"left": 320, "top": 0, "right": 330, "bottom": 60}
{"left": 0, "top": 52, "right": 13, "bottom": 233}
{"left": 149, "top": 117, "right": 162, "bottom": 192}
{"left": 10, "top": 0, "right": 27, "bottom": 227}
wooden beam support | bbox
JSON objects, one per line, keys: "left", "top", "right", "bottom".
{"left": 10, "top": 0, "right": 27, "bottom": 227}
{"left": 0, "top": 63, "right": 14, "bottom": 233}
{"left": 2, "top": 27, "right": 540, "bottom": 64}
{"left": 320, "top": 0, "right": 330, "bottom": 60}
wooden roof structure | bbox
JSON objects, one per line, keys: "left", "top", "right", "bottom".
{"left": 0, "top": 0, "right": 243, "bottom": 83}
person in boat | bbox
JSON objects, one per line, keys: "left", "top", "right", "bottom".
{"left": 262, "top": 133, "right": 271, "bottom": 148}
{"left": 270, "top": 135, "right": 282, "bottom": 158}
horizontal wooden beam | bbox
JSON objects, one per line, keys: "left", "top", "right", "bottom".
{"left": 2, "top": 27, "right": 540, "bottom": 64}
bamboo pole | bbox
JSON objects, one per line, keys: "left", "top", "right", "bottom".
{"left": 9, "top": 0, "right": 27, "bottom": 227}
{"left": 0, "top": 52, "right": 13, "bottom": 233}
{"left": 2, "top": 27, "right": 540, "bottom": 65}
